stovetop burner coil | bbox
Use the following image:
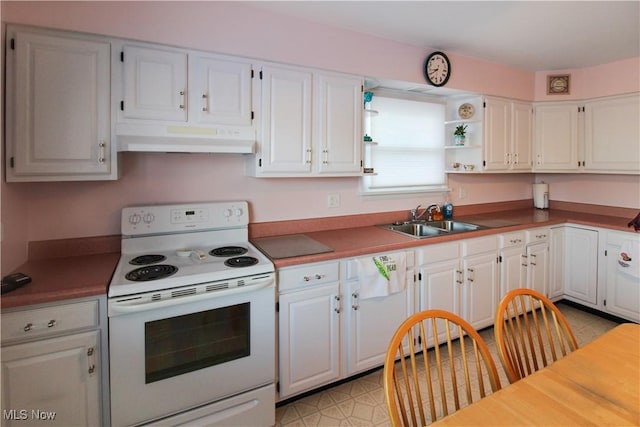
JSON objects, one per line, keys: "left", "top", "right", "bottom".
{"left": 129, "top": 254, "right": 167, "bottom": 265}
{"left": 224, "top": 256, "right": 259, "bottom": 268}
{"left": 210, "top": 246, "right": 248, "bottom": 257}
{"left": 125, "top": 265, "right": 178, "bottom": 282}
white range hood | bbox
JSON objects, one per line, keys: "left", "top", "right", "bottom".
{"left": 116, "top": 123, "right": 256, "bottom": 154}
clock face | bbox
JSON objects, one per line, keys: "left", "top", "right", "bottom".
{"left": 424, "top": 52, "right": 451, "bottom": 87}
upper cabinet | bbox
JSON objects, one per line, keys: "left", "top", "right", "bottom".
{"left": 445, "top": 95, "right": 532, "bottom": 174}
{"left": 583, "top": 93, "right": 640, "bottom": 173}
{"left": 114, "top": 41, "right": 257, "bottom": 153}
{"left": 249, "top": 64, "right": 363, "bottom": 177}
{"left": 5, "top": 26, "right": 117, "bottom": 182}
{"left": 533, "top": 101, "right": 581, "bottom": 171}
{"left": 534, "top": 93, "right": 639, "bottom": 175}
{"left": 483, "top": 97, "right": 533, "bottom": 172}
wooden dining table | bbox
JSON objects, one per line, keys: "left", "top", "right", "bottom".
{"left": 432, "top": 323, "right": 640, "bottom": 426}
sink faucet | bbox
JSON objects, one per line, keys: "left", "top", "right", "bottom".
{"left": 410, "top": 204, "right": 428, "bottom": 222}
{"left": 426, "top": 204, "right": 441, "bottom": 221}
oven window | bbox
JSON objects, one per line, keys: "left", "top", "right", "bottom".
{"left": 144, "top": 303, "right": 250, "bottom": 383}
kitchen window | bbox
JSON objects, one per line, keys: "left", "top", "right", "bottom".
{"left": 362, "top": 93, "right": 446, "bottom": 195}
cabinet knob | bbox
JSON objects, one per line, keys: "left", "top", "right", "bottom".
{"left": 47, "top": 320, "right": 57, "bottom": 328}
{"left": 23, "top": 323, "right": 33, "bottom": 332}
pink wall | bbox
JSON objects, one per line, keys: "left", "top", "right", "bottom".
{"left": 1, "top": 1, "right": 638, "bottom": 273}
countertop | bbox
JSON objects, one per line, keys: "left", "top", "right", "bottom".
{"left": 255, "top": 208, "right": 638, "bottom": 268}
{"left": 2, "top": 207, "right": 636, "bottom": 310}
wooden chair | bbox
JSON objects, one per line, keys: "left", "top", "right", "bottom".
{"left": 494, "top": 288, "right": 579, "bottom": 384}
{"left": 383, "top": 309, "right": 502, "bottom": 426}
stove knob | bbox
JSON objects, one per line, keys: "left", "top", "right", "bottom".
{"left": 143, "top": 213, "right": 155, "bottom": 224}
{"left": 234, "top": 207, "right": 243, "bottom": 217}
{"left": 129, "top": 213, "right": 142, "bottom": 225}
{"left": 223, "top": 208, "right": 233, "bottom": 218}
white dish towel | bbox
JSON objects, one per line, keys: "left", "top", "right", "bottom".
{"left": 618, "top": 240, "right": 640, "bottom": 279}
{"left": 356, "top": 252, "right": 407, "bottom": 299}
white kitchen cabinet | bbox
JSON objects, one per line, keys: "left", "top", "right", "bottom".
{"left": 341, "top": 251, "right": 414, "bottom": 376}
{"left": 548, "top": 226, "right": 565, "bottom": 300}
{"left": 278, "top": 251, "right": 413, "bottom": 400}
{"left": 252, "top": 64, "right": 363, "bottom": 177}
{"left": 277, "top": 262, "right": 340, "bottom": 399}
{"left": 417, "top": 236, "right": 498, "bottom": 333}
{"left": 563, "top": 225, "right": 599, "bottom": 306}
{"left": 481, "top": 97, "right": 533, "bottom": 172}
{"left": 499, "top": 231, "right": 526, "bottom": 297}
{"left": 602, "top": 231, "right": 640, "bottom": 322}
{"left": 584, "top": 93, "right": 640, "bottom": 173}
{"left": 533, "top": 102, "right": 581, "bottom": 171}
{"left": 1, "top": 297, "right": 108, "bottom": 426}
{"left": 114, "top": 42, "right": 257, "bottom": 151}
{"left": 461, "top": 237, "right": 499, "bottom": 330}
{"left": 5, "top": 26, "right": 117, "bottom": 182}
{"left": 525, "top": 228, "right": 550, "bottom": 298}
{"left": 121, "top": 44, "right": 188, "bottom": 121}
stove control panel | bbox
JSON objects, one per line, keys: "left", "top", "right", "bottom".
{"left": 122, "top": 201, "right": 249, "bottom": 235}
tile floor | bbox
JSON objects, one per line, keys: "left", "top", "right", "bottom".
{"left": 274, "top": 302, "right": 621, "bottom": 427}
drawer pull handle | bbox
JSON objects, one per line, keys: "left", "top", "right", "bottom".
{"left": 352, "top": 292, "right": 359, "bottom": 311}
{"left": 23, "top": 323, "right": 33, "bottom": 332}
{"left": 47, "top": 320, "right": 57, "bottom": 328}
{"left": 88, "top": 365, "right": 96, "bottom": 374}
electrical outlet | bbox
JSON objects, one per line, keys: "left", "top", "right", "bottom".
{"left": 459, "top": 187, "right": 468, "bottom": 200}
{"left": 328, "top": 193, "right": 340, "bottom": 208}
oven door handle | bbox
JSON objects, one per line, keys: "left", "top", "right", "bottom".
{"left": 109, "top": 276, "right": 274, "bottom": 314}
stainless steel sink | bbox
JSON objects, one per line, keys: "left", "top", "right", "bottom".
{"left": 381, "top": 220, "right": 485, "bottom": 239}
{"left": 385, "top": 223, "right": 448, "bottom": 238}
{"left": 423, "top": 220, "right": 482, "bottom": 232}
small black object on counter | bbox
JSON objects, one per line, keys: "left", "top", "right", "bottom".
{"left": 1, "top": 272, "right": 31, "bottom": 294}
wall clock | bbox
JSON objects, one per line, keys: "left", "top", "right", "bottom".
{"left": 547, "top": 74, "right": 570, "bottom": 95}
{"left": 424, "top": 51, "right": 451, "bottom": 87}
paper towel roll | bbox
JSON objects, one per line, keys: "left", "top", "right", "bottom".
{"left": 533, "top": 183, "right": 549, "bottom": 209}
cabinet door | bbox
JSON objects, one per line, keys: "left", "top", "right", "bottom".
{"left": 603, "top": 233, "right": 640, "bottom": 322}
{"left": 584, "top": 93, "right": 640, "bottom": 172}
{"left": 122, "top": 45, "right": 188, "bottom": 121}
{"left": 483, "top": 97, "right": 511, "bottom": 171}
{"left": 1, "top": 331, "right": 100, "bottom": 427}
{"left": 564, "top": 227, "right": 598, "bottom": 305}
{"left": 549, "top": 227, "right": 565, "bottom": 300}
{"left": 534, "top": 103, "right": 580, "bottom": 171}
{"left": 511, "top": 101, "right": 533, "bottom": 170}
{"left": 278, "top": 283, "right": 340, "bottom": 398}
{"left": 499, "top": 245, "right": 526, "bottom": 297}
{"left": 527, "top": 242, "right": 549, "bottom": 297}
{"left": 8, "top": 30, "right": 112, "bottom": 179}
{"left": 461, "top": 252, "right": 499, "bottom": 330}
{"left": 192, "top": 56, "right": 253, "bottom": 126}
{"left": 258, "top": 65, "right": 313, "bottom": 174}
{"left": 418, "top": 259, "right": 461, "bottom": 344}
{"left": 315, "top": 74, "right": 363, "bottom": 174}
{"left": 343, "top": 275, "right": 412, "bottom": 375}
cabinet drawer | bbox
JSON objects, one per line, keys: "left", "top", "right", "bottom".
{"left": 342, "top": 250, "right": 414, "bottom": 281}
{"left": 462, "top": 235, "right": 498, "bottom": 256}
{"left": 500, "top": 231, "right": 525, "bottom": 248}
{"left": 416, "top": 242, "right": 459, "bottom": 265}
{"left": 2, "top": 300, "right": 99, "bottom": 344}
{"left": 278, "top": 261, "right": 339, "bottom": 293}
{"left": 526, "top": 228, "right": 550, "bottom": 244}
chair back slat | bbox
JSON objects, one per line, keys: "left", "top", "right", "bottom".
{"left": 495, "top": 289, "right": 579, "bottom": 384}
{"left": 384, "top": 310, "right": 502, "bottom": 426}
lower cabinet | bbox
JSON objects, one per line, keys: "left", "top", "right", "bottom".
{"left": 277, "top": 251, "right": 414, "bottom": 400}
{"left": 563, "top": 225, "right": 599, "bottom": 306}
{"left": 603, "top": 230, "right": 640, "bottom": 322}
{"left": 418, "top": 236, "right": 498, "bottom": 335}
{"left": 1, "top": 296, "right": 108, "bottom": 426}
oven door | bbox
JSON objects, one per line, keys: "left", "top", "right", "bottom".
{"left": 108, "top": 275, "right": 275, "bottom": 427}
